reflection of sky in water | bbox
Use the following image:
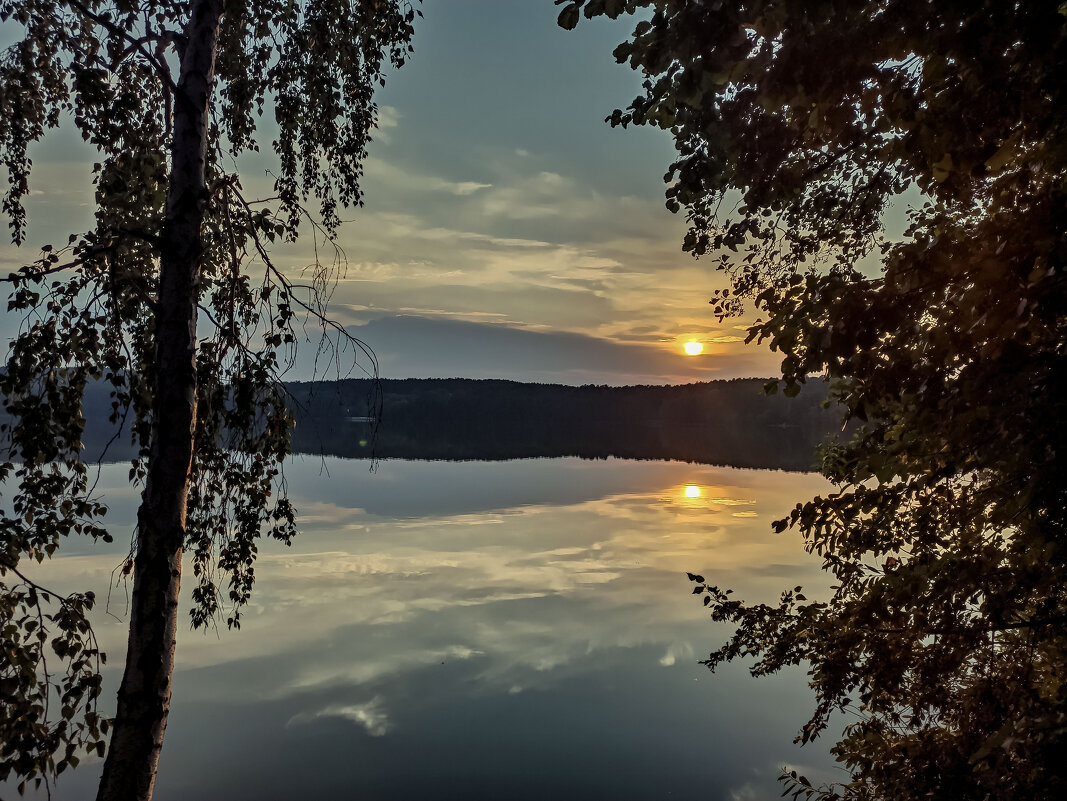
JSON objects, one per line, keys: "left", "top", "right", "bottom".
{"left": 25, "top": 458, "right": 841, "bottom": 801}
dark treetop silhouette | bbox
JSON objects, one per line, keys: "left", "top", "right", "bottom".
{"left": 0, "top": 1, "right": 418, "bottom": 798}
{"left": 563, "top": 1, "right": 1067, "bottom": 799}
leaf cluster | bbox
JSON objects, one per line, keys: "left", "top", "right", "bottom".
{"left": 568, "top": 1, "right": 1067, "bottom": 798}
{"left": 1, "top": 0, "right": 416, "bottom": 786}
{"left": 0, "top": 576, "right": 106, "bottom": 796}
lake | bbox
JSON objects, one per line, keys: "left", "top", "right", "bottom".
{"left": 26, "top": 456, "right": 841, "bottom": 800}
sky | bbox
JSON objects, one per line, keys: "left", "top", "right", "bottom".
{"left": 0, "top": 0, "right": 785, "bottom": 385}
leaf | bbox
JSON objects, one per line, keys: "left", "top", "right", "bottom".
{"left": 932, "top": 153, "right": 954, "bottom": 182}
{"left": 985, "top": 141, "right": 1016, "bottom": 173}
{"left": 557, "top": 4, "right": 581, "bottom": 29}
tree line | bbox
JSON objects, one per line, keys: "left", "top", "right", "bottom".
{"left": 288, "top": 377, "right": 840, "bottom": 469}
{"left": 4, "top": 375, "right": 841, "bottom": 469}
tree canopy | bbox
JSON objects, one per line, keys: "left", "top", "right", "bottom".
{"left": 0, "top": 0, "right": 417, "bottom": 796}
{"left": 562, "top": 0, "right": 1067, "bottom": 798}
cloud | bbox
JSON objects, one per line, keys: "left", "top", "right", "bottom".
{"left": 371, "top": 105, "right": 400, "bottom": 143}
{"left": 363, "top": 159, "right": 493, "bottom": 197}
{"left": 332, "top": 314, "right": 741, "bottom": 384}
{"left": 253, "top": 154, "right": 781, "bottom": 381}
{"left": 452, "top": 181, "right": 493, "bottom": 195}
{"left": 0, "top": 143, "right": 783, "bottom": 389}
{"left": 476, "top": 170, "right": 599, "bottom": 222}
{"left": 377, "top": 105, "right": 400, "bottom": 129}
{"left": 331, "top": 282, "right": 619, "bottom": 331}
{"left": 279, "top": 314, "right": 780, "bottom": 384}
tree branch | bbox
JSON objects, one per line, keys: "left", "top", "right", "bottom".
{"left": 63, "top": 0, "right": 179, "bottom": 92}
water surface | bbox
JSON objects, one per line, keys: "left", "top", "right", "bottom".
{"left": 32, "top": 457, "right": 841, "bottom": 800}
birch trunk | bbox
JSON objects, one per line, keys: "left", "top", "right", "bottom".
{"left": 96, "top": 3, "right": 222, "bottom": 799}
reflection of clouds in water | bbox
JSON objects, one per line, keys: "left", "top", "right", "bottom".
{"left": 42, "top": 460, "right": 833, "bottom": 684}
{"left": 28, "top": 458, "right": 841, "bottom": 800}
{"left": 277, "top": 643, "right": 488, "bottom": 699}
{"left": 658, "top": 642, "right": 694, "bottom": 667}
{"left": 29, "top": 460, "right": 834, "bottom": 700}
{"left": 728, "top": 783, "right": 766, "bottom": 801}
{"left": 287, "top": 695, "right": 392, "bottom": 737}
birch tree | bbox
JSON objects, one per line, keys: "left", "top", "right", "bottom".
{"left": 0, "top": 1, "right": 418, "bottom": 797}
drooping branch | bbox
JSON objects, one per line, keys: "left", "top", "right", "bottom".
{"left": 62, "top": 0, "right": 179, "bottom": 91}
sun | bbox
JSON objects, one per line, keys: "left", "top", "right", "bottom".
{"left": 683, "top": 341, "right": 704, "bottom": 356}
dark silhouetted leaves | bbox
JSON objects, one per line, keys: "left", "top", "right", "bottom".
{"left": 1, "top": 0, "right": 418, "bottom": 792}
{"left": 569, "top": 1, "right": 1067, "bottom": 799}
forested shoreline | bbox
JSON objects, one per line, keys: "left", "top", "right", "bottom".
{"left": 44, "top": 376, "right": 840, "bottom": 470}
{"left": 288, "top": 377, "right": 839, "bottom": 469}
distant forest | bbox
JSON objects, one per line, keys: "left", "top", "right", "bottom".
{"left": 4, "top": 377, "right": 844, "bottom": 471}
{"left": 286, "top": 378, "right": 843, "bottom": 471}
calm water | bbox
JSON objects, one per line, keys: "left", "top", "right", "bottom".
{"left": 29, "top": 457, "right": 841, "bottom": 800}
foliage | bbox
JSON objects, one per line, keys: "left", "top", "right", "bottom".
{"left": 0, "top": 0, "right": 417, "bottom": 792}
{"left": 564, "top": 1, "right": 1067, "bottom": 798}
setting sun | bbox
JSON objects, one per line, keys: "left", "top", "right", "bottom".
{"left": 683, "top": 341, "right": 703, "bottom": 356}
{"left": 684, "top": 485, "right": 701, "bottom": 498}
